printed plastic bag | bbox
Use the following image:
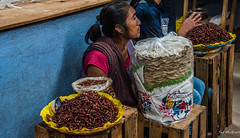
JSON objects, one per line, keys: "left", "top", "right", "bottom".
{"left": 72, "top": 77, "right": 116, "bottom": 98}
{"left": 131, "top": 32, "right": 194, "bottom": 125}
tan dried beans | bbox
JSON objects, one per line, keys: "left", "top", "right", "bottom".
{"left": 185, "top": 23, "right": 232, "bottom": 45}
{"left": 51, "top": 91, "right": 118, "bottom": 130}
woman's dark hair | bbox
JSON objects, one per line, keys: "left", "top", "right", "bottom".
{"left": 130, "top": 0, "right": 140, "bottom": 9}
{"left": 85, "top": 1, "right": 130, "bottom": 44}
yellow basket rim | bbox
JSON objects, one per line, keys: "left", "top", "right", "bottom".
{"left": 40, "top": 92, "right": 123, "bottom": 135}
{"left": 192, "top": 32, "right": 236, "bottom": 48}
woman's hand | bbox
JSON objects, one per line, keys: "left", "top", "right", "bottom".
{"left": 177, "top": 12, "right": 202, "bottom": 36}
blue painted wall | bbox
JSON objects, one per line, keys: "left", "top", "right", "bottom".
{"left": 0, "top": 7, "right": 101, "bottom": 138}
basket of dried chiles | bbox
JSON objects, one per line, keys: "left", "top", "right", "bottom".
{"left": 40, "top": 91, "right": 123, "bottom": 135}
{"left": 72, "top": 77, "right": 116, "bottom": 98}
{"left": 185, "top": 22, "right": 236, "bottom": 51}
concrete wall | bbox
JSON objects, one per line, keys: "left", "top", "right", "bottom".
{"left": 0, "top": 7, "right": 101, "bottom": 138}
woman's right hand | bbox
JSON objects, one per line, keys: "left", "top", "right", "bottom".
{"left": 177, "top": 12, "right": 202, "bottom": 36}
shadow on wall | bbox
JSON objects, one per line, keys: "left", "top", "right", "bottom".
{"left": 53, "top": 26, "right": 87, "bottom": 97}
{"left": 52, "top": 7, "right": 102, "bottom": 97}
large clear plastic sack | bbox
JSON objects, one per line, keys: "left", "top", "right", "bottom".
{"left": 131, "top": 32, "right": 194, "bottom": 125}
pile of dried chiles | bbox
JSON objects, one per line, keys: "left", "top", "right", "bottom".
{"left": 185, "top": 23, "right": 232, "bottom": 45}
{"left": 49, "top": 91, "right": 119, "bottom": 130}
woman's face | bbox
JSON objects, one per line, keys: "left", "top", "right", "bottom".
{"left": 124, "top": 6, "right": 141, "bottom": 39}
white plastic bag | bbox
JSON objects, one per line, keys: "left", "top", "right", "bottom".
{"left": 209, "top": 12, "right": 230, "bottom": 25}
{"left": 131, "top": 32, "right": 194, "bottom": 125}
{"left": 0, "top": 0, "right": 22, "bottom": 9}
{"left": 161, "top": 18, "right": 169, "bottom": 36}
{"left": 72, "top": 77, "right": 116, "bottom": 98}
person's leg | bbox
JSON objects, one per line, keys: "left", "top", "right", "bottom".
{"left": 208, "top": 87, "right": 213, "bottom": 132}
{"left": 194, "top": 77, "right": 205, "bottom": 98}
{"left": 193, "top": 89, "right": 202, "bottom": 105}
{"left": 208, "top": 87, "right": 212, "bottom": 104}
{"left": 144, "top": 127, "right": 149, "bottom": 138}
{"left": 190, "top": 77, "right": 205, "bottom": 135}
{"left": 190, "top": 88, "right": 203, "bottom": 135}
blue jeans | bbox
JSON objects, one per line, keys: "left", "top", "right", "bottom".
{"left": 190, "top": 77, "right": 206, "bottom": 135}
{"left": 208, "top": 88, "right": 213, "bottom": 131}
{"left": 193, "top": 77, "right": 205, "bottom": 105}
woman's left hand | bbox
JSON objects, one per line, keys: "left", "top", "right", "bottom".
{"left": 177, "top": 12, "right": 202, "bottom": 36}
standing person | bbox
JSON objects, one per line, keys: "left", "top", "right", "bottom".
{"left": 83, "top": 1, "right": 141, "bottom": 107}
{"left": 130, "top": 0, "right": 205, "bottom": 106}
{"left": 130, "top": 0, "right": 178, "bottom": 40}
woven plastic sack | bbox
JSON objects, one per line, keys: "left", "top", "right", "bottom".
{"left": 72, "top": 77, "right": 116, "bottom": 98}
{"left": 131, "top": 32, "right": 194, "bottom": 125}
{"left": 40, "top": 92, "right": 123, "bottom": 135}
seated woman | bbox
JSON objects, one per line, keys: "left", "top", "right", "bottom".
{"left": 82, "top": 1, "right": 141, "bottom": 107}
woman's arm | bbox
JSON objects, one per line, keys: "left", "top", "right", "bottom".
{"left": 87, "top": 64, "right": 117, "bottom": 98}
{"left": 87, "top": 65, "right": 108, "bottom": 77}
